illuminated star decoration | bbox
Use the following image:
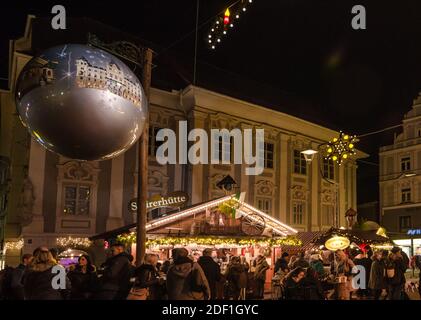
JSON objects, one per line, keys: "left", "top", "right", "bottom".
{"left": 325, "top": 131, "right": 357, "bottom": 165}
{"left": 208, "top": 0, "right": 254, "bottom": 50}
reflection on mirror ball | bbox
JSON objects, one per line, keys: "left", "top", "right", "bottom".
{"left": 15, "top": 44, "right": 147, "bottom": 160}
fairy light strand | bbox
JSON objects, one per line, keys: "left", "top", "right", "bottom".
{"left": 208, "top": 0, "right": 254, "bottom": 50}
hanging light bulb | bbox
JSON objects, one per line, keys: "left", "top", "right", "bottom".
{"left": 243, "top": 7, "right": 246, "bottom": 11}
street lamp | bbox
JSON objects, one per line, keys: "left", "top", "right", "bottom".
{"left": 301, "top": 149, "right": 318, "bottom": 162}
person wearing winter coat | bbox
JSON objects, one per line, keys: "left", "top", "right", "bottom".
{"left": 254, "top": 255, "right": 269, "bottom": 299}
{"left": 283, "top": 267, "right": 306, "bottom": 300}
{"left": 67, "top": 255, "right": 98, "bottom": 300}
{"left": 166, "top": 249, "right": 210, "bottom": 300}
{"left": 132, "top": 254, "right": 164, "bottom": 300}
{"left": 198, "top": 249, "right": 221, "bottom": 300}
{"left": 353, "top": 251, "right": 372, "bottom": 298}
{"left": 9, "top": 254, "right": 32, "bottom": 300}
{"left": 24, "top": 248, "right": 70, "bottom": 300}
{"left": 95, "top": 243, "right": 132, "bottom": 300}
{"left": 224, "top": 256, "right": 248, "bottom": 300}
{"left": 385, "top": 247, "right": 407, "bottom": 300}
{"left": 334, "top": 250, "right": 355, "bottom": 300}
{"left": 301, "top": 267, "right": 325, "bottom": 300}
{"left": 292, "top": 252, "right": 310, "bottom": 269}
{"left": 274, "top": 252, "right": 290, "bottom": 274}
{"left": 368, "top": 251, "right": 386, "bottom": 300}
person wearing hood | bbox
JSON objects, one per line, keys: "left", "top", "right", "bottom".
{"left": 95, "top": 243, "right": 131, "bottom": 300}
{"left": 166, "top": 248, "right": 210, "bottom": 300}
{"left": 224, "top": 256, "right": 248, "bottom": 300}
{"left": 198, "top": 249, "right": 221, "bottom": 300}
{"left": 24, "top": 248, "right": 69, "bottom": 300}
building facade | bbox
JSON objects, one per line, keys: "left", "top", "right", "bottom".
{"left": 0, "top": 16, "right": 365, "bottom": 266}
{"left": 379, "top": 93, "right": 421, "bottom": 255}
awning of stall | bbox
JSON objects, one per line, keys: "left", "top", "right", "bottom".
{"left": 90, "top": 193, "right": 299, "bottom": 245}
{"left": 311, "top": 227, "right": 392, "bottom": 247}
{"left": 281, "top": 231, "right": 325, "bottom": 254}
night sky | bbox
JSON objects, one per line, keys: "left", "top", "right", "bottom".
{"left": 2, "top": 0, "right": 421, "bottom": 209}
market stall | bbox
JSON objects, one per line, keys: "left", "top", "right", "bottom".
{"left": 90, "top": 193, "right": 301, "bottom": 298}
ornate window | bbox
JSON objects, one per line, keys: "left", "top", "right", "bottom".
{"left": 56, "top": 161, "right": 99, "bottom": 233}
{"left": 292, "top": 201, "right": 305, "bottom": 225}
{"left": 63, "top": 184, "right": 90, "bottom": 215}
{"left": 257, "top": 197, "right": 272, "bottom": 214}
{"left": 293, "top": 150, "right": 306, "bottom": 175}
{"left": 323, "top": 158, "right": 335, "bottom": 180}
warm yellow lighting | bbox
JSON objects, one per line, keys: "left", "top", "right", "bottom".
{"left": 327, "top": 148, "right": 333, "bottom": 153}
{"left": 325, "top": 236, "right": 350, "bottom": 251}
{"left": 344, "top": 135, "right": 349, "bottom": 140}
{"left": 376, "top": 227, "right": 387, "bottom": 238}
{"left": 333, "top": 138, "right": 338, "bottom": 142}
{"left": 348, "top": 143, "right": 354, "bottom": 149}
{"left": 225, "top": 8, "right": 230, "bottom": 17}
{"left": 332, "top": 155, "right": 338, "bottom": 161}
{"left": 342, "top": 154, "right": 348, "bottom": 159}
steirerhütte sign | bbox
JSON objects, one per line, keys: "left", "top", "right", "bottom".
{"left": 129, "top": 191, "right": 189, "bottom": 212}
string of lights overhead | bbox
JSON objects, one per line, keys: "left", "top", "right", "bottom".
{"left": 207, "top": 0, "right": 254, "bottom": 50}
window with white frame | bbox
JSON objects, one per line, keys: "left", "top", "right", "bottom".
{"left": 401, "top": 188, "right": 411, "bottom": 203}
{"left": 293, "top": 150, "right": 307, "bottom": 175}
{"left": 401, "top": 157, "right": 411, "bottom": 172}
{"left": 292, "top": 201, "right": 305, "bottom": 225}
{"left": 63, "top": 184, "right": 91, "bottom": 215}
{"left": 321, "top": 204, "right": 334, "bottom": 226}
{"left": 257, "top": 197, "right": 272, "bottom": 214}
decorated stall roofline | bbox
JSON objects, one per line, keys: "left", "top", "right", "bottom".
{"left": 116, "top": 234, "right": 302, "bottom": 247}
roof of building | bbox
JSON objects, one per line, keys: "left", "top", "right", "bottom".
{"left": 90, "top": 194, "right": 297, "bottom": 240}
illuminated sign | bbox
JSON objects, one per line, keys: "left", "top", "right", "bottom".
{"left": 407, "top": 229, "right": 421, "bottom": 235}
{"left": 325, "top": 235, "right": 350, "bottom": 251}
{"left": 129, "top": 191, "right": 189, "bottom": 212}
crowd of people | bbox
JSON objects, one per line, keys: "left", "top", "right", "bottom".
{"left": 0, "top": 243, "right": 271, "bottom": 300}
{"left": 0, "top": 243, "right": 420, "bottom": 300}
{"left": 273, "top": 246, "right": 421, "bottom": 300}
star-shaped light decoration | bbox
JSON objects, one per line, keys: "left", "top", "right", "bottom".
{"left": 325, "top": 131, "right": 357, "bottom": 165}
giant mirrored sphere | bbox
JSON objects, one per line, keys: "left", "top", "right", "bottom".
{"left": 15, "top": 44, "right": 147, "bottom": 160}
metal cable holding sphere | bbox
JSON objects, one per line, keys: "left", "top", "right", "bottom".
{"left": 15, "top": 44, "right": 148, "bottom": 161}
